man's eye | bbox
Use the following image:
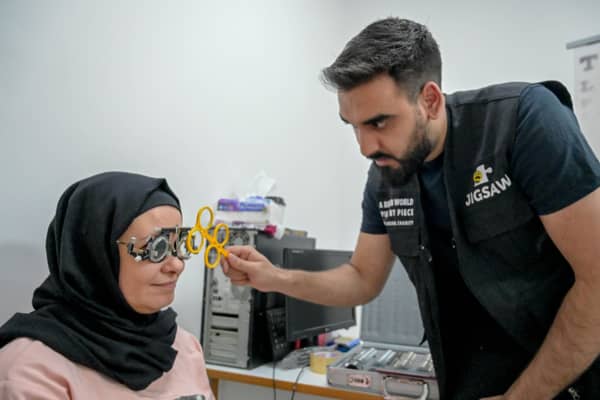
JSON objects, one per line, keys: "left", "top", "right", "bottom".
{"left": 372, "top": 120, "right": 386, "bottom": 129}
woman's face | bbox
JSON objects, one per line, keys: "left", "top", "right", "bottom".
{"left": 117, "top": 205, "right": 185, "bottom": 314}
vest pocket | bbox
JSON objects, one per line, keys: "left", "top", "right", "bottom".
{"left": 462, "top": 208, "right": 545, "bottom": 268}
{"left": 461, "top": 200, "right": 534, "bottom": 243}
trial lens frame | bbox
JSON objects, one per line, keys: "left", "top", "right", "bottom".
{"left": 116, "top": 226, "right": 201, "bottom": 263}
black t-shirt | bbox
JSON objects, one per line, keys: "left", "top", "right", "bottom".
{"left": 360, "top": 84, "right": 600, "bottom": 397}
{"left": 361, "top": 84, "right": 600, "bottom": 233}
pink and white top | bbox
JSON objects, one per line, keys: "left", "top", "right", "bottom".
{"left": 0, "top": 326, "right": 213, "bottom": 400}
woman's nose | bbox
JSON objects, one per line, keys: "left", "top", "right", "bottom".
{"left": 162, "top": 255, "right": 185, "bottom": 275}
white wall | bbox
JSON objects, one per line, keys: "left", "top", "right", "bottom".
{"left": 340, "top": 0, "right": 599, "bottom": 93}
{"left": 0, "top": 0, "right": 362, "bottom": 333}
{"left": 339, "top": 0, "right": 600, "bottom": 150}
{"left": 1, "top": 1, "right": 599, "bottom": 398}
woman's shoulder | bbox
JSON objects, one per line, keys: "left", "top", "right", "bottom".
{"left": 1, "top": 337, "right": 75, "bottom": 372}
{"left": 173, "top": 325, "right": 202, "bottom": 352}
{"left": 170, "top": 325, "right": 209, "bottom": 371}
{"left": 148, "top": 325, "right": 213, "bottom": 398}
{"left": 0, "top": 338, "right": 76, "bottom": 397}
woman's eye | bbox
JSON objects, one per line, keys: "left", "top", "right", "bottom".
{"left": 152, "top": 239, "right": 168, "bottom": 256}
{"left": 139, "top": 236, "right": 154, "bottom": 251}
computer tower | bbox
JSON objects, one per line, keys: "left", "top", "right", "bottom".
{"left": 200, "top": 228, "right": 316, "bottom": 368}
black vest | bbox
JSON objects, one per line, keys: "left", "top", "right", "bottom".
{"left": 374, "top": 81, "right": 598, "bottom": 398}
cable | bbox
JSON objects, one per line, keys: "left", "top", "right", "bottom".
{"left": 289, "top": 366, "right": 305, "bottom": 400}
{"left": 272, "top": 360, "right": 277, "bottom": 400}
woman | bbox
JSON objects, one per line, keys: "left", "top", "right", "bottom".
{"left": 0, "top": 172, "right": 213, "bottom": 399}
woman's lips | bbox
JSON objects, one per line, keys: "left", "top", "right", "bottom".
{"left": 153, "top": 281, "right": 177, "bottom": 289}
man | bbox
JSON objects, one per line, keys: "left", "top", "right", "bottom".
{"left": 222, "top": 17, "right": 600, "bottom": 399}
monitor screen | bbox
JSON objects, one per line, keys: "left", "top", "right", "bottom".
{"left": 282, "top": 248, "right": 356, "bottom": 341}
{"left": 256, "top": 233, "right": 316, "bottom": 267}
{"left": 255, "top": 233, "right": 316, "bottom": 309}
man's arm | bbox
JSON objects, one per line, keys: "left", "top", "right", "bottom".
{"left": 221, "top": 232, "right": 396, "bottom": 306}
{"left": 503, "top": 187, "right": 600, "bottom": 399}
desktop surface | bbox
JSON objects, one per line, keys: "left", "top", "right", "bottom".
{"left": 206, "top": 362, "right": 381, "bottom": 400}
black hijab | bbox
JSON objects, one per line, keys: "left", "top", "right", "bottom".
{"left": 0, "top": 172, "right": 182, "bottom": 390}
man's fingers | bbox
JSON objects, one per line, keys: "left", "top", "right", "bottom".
{"left": 224, "top": 267, "right": 248, "bottom": 281}
{"left": 226, "top": 245, "right": 268, "bottom": 262}
{"left": 226, "top": 252, "right": 258, "bottom": 272}
{"left": 230, "top": 278, "right": 250, "bottom": 286}
{"left": 221, "top": 257, "right": 230, "bottom": 273}
{"left": 225, "top": 245, "right": 254, "bottom": 259}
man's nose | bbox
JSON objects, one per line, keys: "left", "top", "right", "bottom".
{"left": 356, "top": 129, "right": 379, "bottom": 157}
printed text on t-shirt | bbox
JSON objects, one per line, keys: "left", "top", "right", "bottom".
{"left": 379, "top": 197, "right": 415, "bottom": 226}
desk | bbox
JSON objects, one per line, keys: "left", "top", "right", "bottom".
{"left": 207, "top": 363, "right": 381, "bottom": 400}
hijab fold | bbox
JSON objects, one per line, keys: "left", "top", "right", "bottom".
{"left": 0, "top": 172, "right": 182, "bottom": 390}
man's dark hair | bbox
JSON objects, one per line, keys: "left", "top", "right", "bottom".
{"left": 321, "top": 17, "right": 442, "bottom": 101}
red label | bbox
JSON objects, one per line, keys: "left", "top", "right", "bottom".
{"left": 347, "top": 374, "right": 372, "bottom": 388}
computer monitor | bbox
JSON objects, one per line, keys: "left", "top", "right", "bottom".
{"left": 255, "top": 232, "right": 316, "bottom": 309}
{"left": 256, "top": 232, "right": 316, "bottom": 267}
{"left": 282, "top": 248, "right": 356, "bottom": 341}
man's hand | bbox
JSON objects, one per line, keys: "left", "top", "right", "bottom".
{"left": 481, "top": 396, "right": 503, "bottom": 400}
{"left": 220, "top": 232, "right": 396, "bottom": 306}
{"left": 221, "top": 245, "right": 281, "bottom": 292}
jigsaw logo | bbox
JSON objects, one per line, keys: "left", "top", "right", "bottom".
{"left": 473, "top": 164, "right": 493, "bottom": 186}
{"left": 465, "top": 164, "right": 512, "bottom": 207}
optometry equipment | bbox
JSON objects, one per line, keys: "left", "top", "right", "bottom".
{"left": 116, "top": 226, "right": 194, "bottom": 263}
{"left": 184, "top": 206, "right": 230, "bottom": 269}
{"left": 116, "top": 206, "right": 229, "bottom": 268}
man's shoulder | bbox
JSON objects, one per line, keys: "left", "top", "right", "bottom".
{"left": 446, "top": 81, "right": 531, "bottom": 106}
{"left": 519, "top": 82, "right": 573, "bottom": 111}
{"left": 446, "top": 80, "right": 571, "bottom": 109}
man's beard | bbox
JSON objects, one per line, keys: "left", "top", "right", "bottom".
{"left": 374, "top": 118, "right": 432, "bottom": 187}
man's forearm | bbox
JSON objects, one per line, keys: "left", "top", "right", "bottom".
{"left": 506, "top": 280, "right": 600, "bottom": 399}
{"left": 273, "top": 263, "right": 376, "bottom": 307}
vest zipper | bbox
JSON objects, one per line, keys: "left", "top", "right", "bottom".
{"left": 568, "top": 387, "right": 580, "bottom": 400}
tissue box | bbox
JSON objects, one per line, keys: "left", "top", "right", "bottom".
{"left": 215, "top": 200, "right": 285, "bottom": 226}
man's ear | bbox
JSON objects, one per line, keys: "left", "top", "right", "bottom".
{"left": 420, "top": 81, "right": 444, "bottom": 120}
